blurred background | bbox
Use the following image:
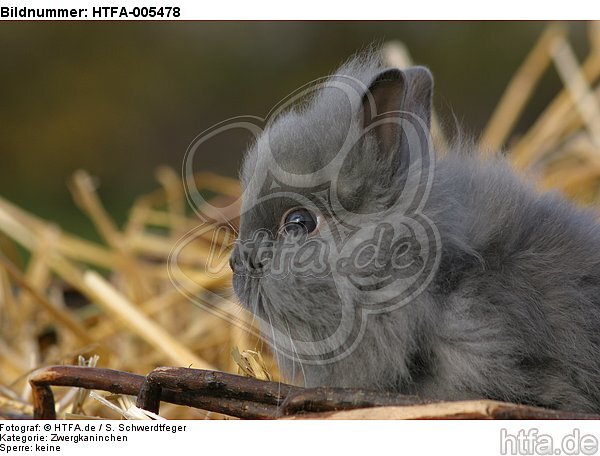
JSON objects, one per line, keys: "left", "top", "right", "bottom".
{"left": 0, "top": 22, "right": 590, "bottom": 238}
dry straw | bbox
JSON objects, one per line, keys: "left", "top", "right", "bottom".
{"left": 1, "top": 22, "right": 599, "bottom": 419}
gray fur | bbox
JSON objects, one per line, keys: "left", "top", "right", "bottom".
{"left": 230, "top": 51, "right": 600, "bottom": 413}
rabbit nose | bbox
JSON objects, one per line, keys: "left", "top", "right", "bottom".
{"left": 230, "top": 242, "right": 262, "bottom": 272}
{"left": 229, "top": 244, "right": 241, "bottom": 272}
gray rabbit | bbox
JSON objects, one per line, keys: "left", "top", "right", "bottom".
{"left": 229, "top": 51, "right": 600, "bottom": 413}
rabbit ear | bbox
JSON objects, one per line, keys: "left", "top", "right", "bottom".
{"left": 360, "top": 66, "right": 433, "bottom": 156}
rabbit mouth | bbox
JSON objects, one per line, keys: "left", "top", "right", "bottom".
{"left": 231, "top": 273, "right": 253, "bottom": 308}
{"left": 346, "top": 274, "right": 396, "bottom": 291}
{"left": 232, "top": 272, "right": 268, "bottom": 318}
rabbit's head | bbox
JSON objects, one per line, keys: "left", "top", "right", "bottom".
{"left": 230, "top": 54, "right": 439, "bottom": 378}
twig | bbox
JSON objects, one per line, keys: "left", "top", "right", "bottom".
{"left": 31, "top": 366, "right": 600, "bottom": 421}
{"left": 283, "top": 400, "right": 600, "bottom": 420}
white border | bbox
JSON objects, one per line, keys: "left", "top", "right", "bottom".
{"left": 0, "top": 0, "right": 598, "bottom": 20}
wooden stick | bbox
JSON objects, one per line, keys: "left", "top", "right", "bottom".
{"left": 280, "top": 387, "right": 431, "bottom": 416}
{"left": 31, "top": 365, "right": 600, "bottom": 421}
{"left": 134, "top": 366, "right": 434, "bottom": 419}
{"left": 283, "top": 400, "right": 600, "bottom": 420}
{"left": 30, "top": 366, "right": 286, "bottom": 420}
{"left": 136, "top": 366, "right": 299, "bottom": 417}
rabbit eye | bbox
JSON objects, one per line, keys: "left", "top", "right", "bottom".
{"left": 280, "top": 207, "right": 319, "bottom": 236}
